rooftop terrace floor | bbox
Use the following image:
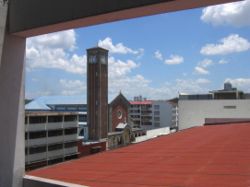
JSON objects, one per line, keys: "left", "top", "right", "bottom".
{"left": 28, "top": 122, "right": 250, "bottom": 187}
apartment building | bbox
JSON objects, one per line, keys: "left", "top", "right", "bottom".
{"left": 25, "top": 112, "right": 80, "bottom": 170}
{"left": 25, "top": 96, "right": 87, "bottom": 170}
{"left": 129, "top": 96, "right": 173, "bottom": 130}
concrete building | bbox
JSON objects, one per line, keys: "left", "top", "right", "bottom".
{"left": 0, "top": 0, "right": 240, "bottom": 186}
{"left": 179, "top": 83, "right": 250, "bottom": 130}
{"left": 87, "top": 47, "right": 109, "bottom": 141}
{"left": 129, "top": 96, "right": 174, "bottom": 130}
{"left": 25, "top": 96, "right": 88, "bottom": 139}
{"left": 24, "top": 96, "right": 88, "bottom": 170}
{"left": 25, "top": 112, "right": 79, "bottom": 170}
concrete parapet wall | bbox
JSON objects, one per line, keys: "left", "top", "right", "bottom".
{"left": 24, "top": 175, "right": 86, "bottom": 187}
{"left": 134, "top": 127, "right": 170, "bottom": 143}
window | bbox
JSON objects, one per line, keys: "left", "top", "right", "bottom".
{"left": 78, "top": 105, "right": 87, "bottom": 111}
{"left": 67, "top": 106, "right": 77, "bottom": 111}
{"left": 29, "top": 116, "right": 46, "bottom": 124}
{"left": 25, "top": 117, "right": 28, "bottom": 124}
{"left": 117, "top": 110, "right": 123, "bottom": 119}
{"left": 48, "top": 116, "right": 63, "bottom": 123}
{"left": 64, "top": 141, "right": 77, "bottom": 148}
{"left": 79, "top": 115, "right": 87, "bottom": 122}
{"left": 29, "top": 146, "right": 46, "bottom": 154}
{"left": 48, "top": 129, "right": 63, "bottom": 137}
{"left": 48, "top": 143, "right": 63, "bottom": 151}
{"left": 55, "top": 106, "right": 66, "bottom": 111}
{"left": 154, "top": 105, "right": 160, "bottom": 110}
{"left": 65, "top": 128, "right": 77, "bottom": 135}
{"left": 64, "top": 115, "right": 77, "bottom": 122}
{"left": 29, "top": 131, "right": 46, "bottom": 139}
{"left": 79, "top": 128, "right": 85, "bottom": 136}
{"left": 25, "top": 132, "right": 28, "bottom": 140}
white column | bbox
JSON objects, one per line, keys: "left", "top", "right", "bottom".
{"left": 0, "top": 13, "right": 26, "bottom": 187}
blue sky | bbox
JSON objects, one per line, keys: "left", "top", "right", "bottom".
{"left": 25, "top": 0, "right": 250, "bottom": 101}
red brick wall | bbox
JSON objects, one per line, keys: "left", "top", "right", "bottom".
{"left": 77, "top": 140, "right": 106, "bottom": 157}
{"left": 111, "top": 104, "right": 128, "bottom": 132}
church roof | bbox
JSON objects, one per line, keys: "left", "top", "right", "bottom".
{"left": 109, "top": 92, "right": 130, "bottom": 107}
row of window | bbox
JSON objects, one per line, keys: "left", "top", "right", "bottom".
{"left": 26, "top": 115, "right": 87, "bottom": 124}
{"left": 25, "top": 128, "right": 78, "bottom": 139}
{"left": 25, "top": 141, "right": 77, "bottom": 155}
{"left": 54, "top": 105, "right": 87, "bottom": 111}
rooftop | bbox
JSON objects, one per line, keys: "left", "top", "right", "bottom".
{"left": 27, "top": 122, "right": 250, "bottom": 187}
{"left": 25, "top": 95, "right": 85, "bottom": 110}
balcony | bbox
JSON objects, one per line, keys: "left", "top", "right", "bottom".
{"left": 63, "top": 121, "right": 78, "bottom": 128}
{"left": 141, "top": 112, "right": 152, "bottom": 116}
{"left": 26, "top": 152, "right": 47, "bottom": 163}
{"left": 47, "top": 136, "right": 64, "bottom": 144}
{"left": 27, "top": 138, "right": 47, "bottom": 147}
{"left": 64, "top": 134, "right": 77, "bottom": 142}
{"left": 64, "top": 147, "right": 78, "bottom": 156}
{"left": 47, "top": 122, "right": 62, "bottom": 130}
{"left": 26, "top": 123, "right": 46, "bottom": 132}
{"left": 48, "top": 149, "right": 64, "bottom": 159}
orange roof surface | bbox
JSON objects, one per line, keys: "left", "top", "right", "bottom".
{"left": 28, "top": 122, "right": 250, "bottom": 187}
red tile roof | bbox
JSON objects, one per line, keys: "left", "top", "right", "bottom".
{"left": 28, "top": 122, "right": 250, "bottom": 187}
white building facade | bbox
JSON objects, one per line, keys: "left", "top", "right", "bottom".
{"left": 25, "top": 112, "right": 79, "bottom": 170}
{"left": 179, "top": 100, "right": 250, "bottom": 130}
{"left": 178, "top": 83, "right": 250, "bottom": 130}
{"left": 25, "top": 96, "right": 88, "bottom": 170}
{"left": 129, "top": 96, "right": 174, "bottom": 130}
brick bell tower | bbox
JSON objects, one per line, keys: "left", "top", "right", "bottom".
{"left": 87, "top": 47, "right": 109, "bottom": 141}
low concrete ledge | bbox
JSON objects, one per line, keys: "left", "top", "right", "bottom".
{"left": 23, "top": 175, "right": 87, "bottom": 187}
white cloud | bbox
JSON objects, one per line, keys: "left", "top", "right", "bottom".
{"left": 194, "top": 59, "right": 213, "bottom": 75}
{"left": 200, "top": 34, "right": 250, "bottom": 55}
{"left": 198, "top": 59, "right": 213, "bottom": 68}
{"left": 224, "top": 78, "right": 250, "bottom": 92}
{"left": 26, "top": 29, "right": 87, "bottom": 74}
{"left": 218, "top": 59, "right": 228, "bottom": 64}
{"left": 27, "top": 29, "right": 76, "bottom": 50}
{"left": 108, "top": 57, "right": 139, "bottom": 78}
{"left": 196, "top": 78, "right": 211, "bottom": 84}
{"left": 98, "top": 37, "right": 143, "bottom": 56}
{"left": 109, "top": 75, "right": 212, "bottom": 100}
{"left": 165, "top": 55, "right": 184, "bottom": 65}
{"left": 201, "top": 0, "right": 250, "bottom": 27}
{"left": 154, "top": 50, "right": 163, "bottom": 61}
{"left": 195, "top": 66, "right": 209, "bottom": 75}
{"left": 59, "top": 79, "right": 86, "bottom": 96}
{"left": 174, "top": 79, "right": 210, "bottom": 94}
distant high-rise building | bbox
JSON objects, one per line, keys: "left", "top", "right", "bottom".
{"left": 87, "top": 47, "right": 109, "bottom": 140}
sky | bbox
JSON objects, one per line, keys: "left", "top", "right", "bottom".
{"left": 25, "top": 0, "right": 250, "bottom": 102}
